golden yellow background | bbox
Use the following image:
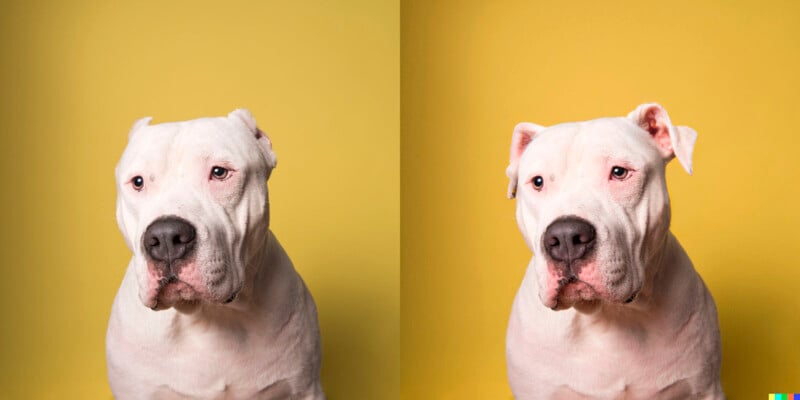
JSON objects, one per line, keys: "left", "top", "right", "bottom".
{"left": 401, "top": 0, "right": 800, "bottom": 398}
{"left": 0, "top": 1, "right": 398, "bottom": 399}
{"left": 3, "top": 0, "right": 800, "bottom": 399}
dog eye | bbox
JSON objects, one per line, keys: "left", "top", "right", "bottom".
{"left": 531, "top": 175, "right": 544, "bottom": 190}
{"left": 210, "top": 166, "right": 229, "bottom": 180}
{"left": 610, "top": 166, "right": 629, "bottom": 180}
{"left": 131, "top": 176, "right": 144, "bottom": 190}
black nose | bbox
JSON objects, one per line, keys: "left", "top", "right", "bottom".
{"left": 143, "top": 217, "right": 196, "bottom": 264}
{"left": 543, "top": 217, "right": 596, "bottom": 263}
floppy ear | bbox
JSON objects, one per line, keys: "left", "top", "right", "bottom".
{"left": 627, "top": 103, "right": 697, "bottom": 174}
{"left": 128, "top": 116, "right": 152, "bottom": 139}
{"left": 228, "top": 108, "right": 278, "bottom": 170}
{"left": 506, "top": 122, "right": 546, "bottom": 199}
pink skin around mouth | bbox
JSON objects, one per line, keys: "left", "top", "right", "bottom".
{"left": 159, "top": 280, "right": 200, "bottom": 301}
{"left": 543, "top": 261, "right": 609, "bottom": 309}
{"left": 558, "top": 281, "right": 598, "bottom": 302}
{"left": 145, "top": 261, "right": 207, "bottom": 307}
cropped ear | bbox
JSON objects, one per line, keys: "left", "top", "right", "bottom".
{"left": 627, "top": 103, "right": 697, "bottom": 174}
{"left": 228, "top": 108, "right": 278, "bottom": 171}
{"left": 128, "top": 116, "right": 152, "bottom": 139}
{"left": 506, "top": 122, "right": 546, "bottom": 199}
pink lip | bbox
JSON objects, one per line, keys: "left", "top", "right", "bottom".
{"left": 559, "top": 280, "right": 597, "bottom": 299}
{"left": 545, "top": 279, "right": 600, "bottom": 310}
{"left": 158, "top": 279, "right": 199, "bottom": 301}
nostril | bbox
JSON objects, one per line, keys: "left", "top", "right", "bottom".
{"left": 547, "top": 237, "right": 560, "bottom": 247}
{"left": 147, "top": 236, "right": 160, "bottom": 247}
{"left": 175, "top": 231, "right": 195, "bottom": 245}
{"left": 574, "top": 233, "right": 592, "bottom": 244}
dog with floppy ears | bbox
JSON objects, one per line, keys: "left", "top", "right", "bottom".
{"left": 106, "top": 109, "right": 324, "bottom": 399}
{"left": 504, "top": 104, "right": 723, "bottom": 399}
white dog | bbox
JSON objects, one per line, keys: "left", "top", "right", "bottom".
{"left": 505, "top": 104, "right": 723, "bottom": 399}
{"left": 106, "top": 109, "right": 324, "bottom": 399}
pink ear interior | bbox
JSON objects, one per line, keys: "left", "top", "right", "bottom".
{"left": 510, "top": 122, "right": 544, "bottom": 165}
{"left": 629, "top": 103, "right": 696, "bottom": 174}
{"left": 512, "top": 131, "right": 533, "bottom": 161}
{"left": 641, "top": 106, "right": 674, "bottom": 156}
{"left": 507, "top": 122, "right": 545, "bottom": 199}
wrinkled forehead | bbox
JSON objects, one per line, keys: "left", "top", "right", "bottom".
{"left": 519, "top": 117, "right": 658, "bottom": 170}
{"left": 117, "top": 117, "right": 261, "bottom": 178}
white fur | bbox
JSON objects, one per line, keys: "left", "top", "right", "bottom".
{"left": 505, "top": 104, "right": 723, "bottom": 399}
{"left": 107, "top": 110, "right": 324, "bottom": 399}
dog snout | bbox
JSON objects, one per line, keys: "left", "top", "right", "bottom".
{"left": 543, "top": 217, "right": 596, "bottom": 264}
{"left": 143, "top": 216, "right": 197, "bottom": 265}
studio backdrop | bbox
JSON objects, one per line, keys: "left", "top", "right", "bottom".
{"left": 2, "top": 1, "right": 799, "bottom": 399}
{"left": 0, "top": 1, "right": 399, "bottom": 398}
{"left": 401, "top": 0, "right": 800, "bottom": 398}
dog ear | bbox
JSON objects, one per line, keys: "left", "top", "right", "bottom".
{"left": 627, "top": 103, "right": 697, "bottom": 174}
{"left": 228, "top": 108, "right": 278, "bottom": 170}
{"left": 506, "top": 122, "right": 546, "bottom": 199}
{"left": 128, "top": 116, "right": 152, "bottom": 139}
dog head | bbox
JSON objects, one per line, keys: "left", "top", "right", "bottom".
{"left": 506, "top": 103, "right": 697, "bottom": 310}
{"left": 115, "top": 109, "right": 277, "bottom": 310}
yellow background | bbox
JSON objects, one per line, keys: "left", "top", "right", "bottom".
{"left": 2, "top": 0, "right": 800, "bottom": 399}
{"left": 401, "top": 0, "right": 800, "bottom": 399}
{"left": 0, "top": 1, "right": 398, "bottom": 399}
